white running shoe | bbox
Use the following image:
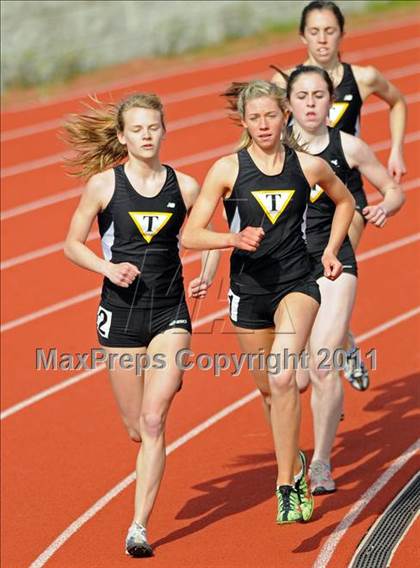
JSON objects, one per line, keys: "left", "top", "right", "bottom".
{"left": 309, "top": 460, "right": 336, "bottom": 495}
{"left": 125, "top": 521, "right": 153, "bottom": 558}
{"left": 343, "top": 331, "right": 369, "bottom": 391}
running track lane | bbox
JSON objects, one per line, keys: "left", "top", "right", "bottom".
{"left": 1, "top": 161, "right": 419, "bottom": 324}
{"left": 1, "top": 90, "right": 419, "bottom": 261}
{"left": 2, "top": 45, "right": 419, "bottom": 169}
{"left": 1, "top": 141, "right": 419, "bottom": 327}
{"left": 1, "top": 124, "right": 419, "bottom": 262}
{"left": 2, "top": 17, "right": 418, "bottom": 126}
{"left": 0, "top": 12, "right": 420, "bottom": 568}
{"left": 2, "top": 234, "right": 419, "bottom": 567}
{"left": 1, "top": 221, "right": 419, "bottom": 412}
{"left": 24, "top": 318, "right": 420, "bottom": 568}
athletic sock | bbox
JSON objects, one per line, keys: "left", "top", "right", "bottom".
{"left": 294, "top": 467, "right": 303, "bottom": 484}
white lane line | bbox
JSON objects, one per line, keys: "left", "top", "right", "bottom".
{"left": 0, "top": 142, "right": 236, "bottom": 214}
{"left": 1, "top": 151, "right": 68, "bottom": 178}
{"left": 0, "top": 305, "right": 228, "bottom": 421}
{"left": 1, "top": 186, "right": 84, "bottom": 221}
{"left": 371, "top": 130, "right": 420, "bottom": 152}
{"left": 2, "top": 39, "right": 420, "bottom": 179}
{"left": 28, "top": 389, "right": 260, "bottom": 568}
{"left": 170, "top": 143, "right": 234, "bottom": 168}
{"left": 0, "top": 139, "right": 236, "bottom": 178}
{"left": 0, "top": 74, "right": 252, "bottom": 155}
{"left": 2, "top": 117, "right": 68, "bottom": 142}
{"left": 0, "top": 288, "right": 102, "bottom": 333}
{"left": 2, "top": 121, "right": 420, "bottom": 222}
{"left": 362, "top": 91, "right": 420, "bottom": 116}
{"left": 4, "top": 15, "right": 417, "bottom": 115}
{"left": 366, "top": 177, "right": 420, "bottom": 204}
{"left": 2, "top": 176, "right": 419, "bottom": 270}
{"left": 0, "top": 234, "right": 201, "bottom": 270}
{"left": 0, "top": 367, "right": 105, "bottom": 421}
{"left": 0, "top": 251, "right": 203, "bottom": 332}
{"left": 313, "top": 439, "right": 420, "bottom": 568}
{"left": 27, "top": 308, "right": 420, "bottom": 568}
{"left": 355, "top": 306, "right": 420, "bottom": 344}
{"left": 346, "top": 37, "right": 420, "bottom": 63}
{"left": 357, "top": 234, "right": 420, "bottom": 263}
{"left": 1, "top": 107, "right": 227, "bottom": 143}
{"left": 3, "top": 62, "right": 418, "bottom": 142}
{"left": 1, "top": 241, "right": 418, "bottom": 417}
{"left": 383, "top": 63, "right": 420, "bottom": 81}
{"left": 0, "top": 231, "right": 99, "bottom": 270}
{"left": 1, "top": 230, "right": 418, "bottom": 333}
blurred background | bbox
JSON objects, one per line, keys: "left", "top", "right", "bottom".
{"left": 1, "top": 1, "right": 406, "bottom": 97}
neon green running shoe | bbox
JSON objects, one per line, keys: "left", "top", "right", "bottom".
{"left": 295, "top": 450, "right": 314, "bottom": 522}
{"left": 276, "top": 484, "right": 302, "bottom": 524}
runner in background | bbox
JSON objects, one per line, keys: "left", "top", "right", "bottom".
{"left": 271, "top": 0, "right": 407, "bottom": 391}
{"left": 285, "top": 65, "right": 404, "bottom": 493}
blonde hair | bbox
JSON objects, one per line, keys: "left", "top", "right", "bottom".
{"left": 62, "top": 93, "right": 166, "bottom": 178}
{"left": 223, "top": 80, "right": 295, "bottom": 151}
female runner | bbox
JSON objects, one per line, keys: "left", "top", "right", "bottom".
{"left": 286, "top": 65, "right": 404, "bottom": 494}
{"left": 64, "top": 93, "right": 219, "bottom": 557}
{"left": 272, "top": 0, "right": 407, "bottom": 389}
{"left": 181, "top": 80, "right": 354, "bottom": 523}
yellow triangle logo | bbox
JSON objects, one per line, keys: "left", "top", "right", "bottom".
{"left": 310, "top": 185, "right": 324, "bottom": 203}
{"left": 328, "top": 102, "right": 349, "bottom": 127}
{"left": 251, "top": 190, "right": 295, "bottom": 224}
{"left": 129, "top": 211, "right": 173, "bottom": 243}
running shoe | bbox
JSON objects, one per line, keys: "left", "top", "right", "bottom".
{"left": 309, "top": 460, "right": 336, "bottom": 495}
{"left": 343, "top": 348, "right": 369, "bottom": 391}
{"left": 343, "top": 332, "right": 369, "bottom": 391}
{"left": 276, "top": 485, "right": 302, "bottom": 524}
{"left": 295, "top": 450, "right": 314, "bottom": 521}
{"left": 125, "top": 521, "right": 154, "bottom": 558}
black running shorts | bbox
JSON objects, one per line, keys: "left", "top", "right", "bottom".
{"left": 228, "top": 274, "right": 321, "bottom": 329}
{"left": 307, "top": 236, "right": 358, "bottom": 281}
{"left": 353, "top": 188, "right": 368, "bottom": 225}
{"left": 96, "top": 298, "right": 192, "bottom": 347}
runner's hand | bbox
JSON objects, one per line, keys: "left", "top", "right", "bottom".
{"left": 321, "top": 250, "right": 343, "bottom": 280}
{"left": 387, "top": 149, "right": 406, "bottom": 183}
{"left": 188, "top": 277, "right": 210, "bottom": 299}
{"left": 104, "top": 262, "right": 140, "bottom": 287}
{"left": 232, "top": 226, "right": 265, "bottom": 252}
{"left": 362, "top": 204, "right": 388, "bottom": 228}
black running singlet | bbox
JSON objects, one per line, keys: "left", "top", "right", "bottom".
{"left": 98, "top": 164, "right": 187, "bottom": 307}
{"left": 224, "top": 146, "right": 311, "bottom": 294}
{"left": 329, "top": 63, "right": 363, "bottom": 136}
{"left": 306, "top": 127, "right": 353, "bottom": 235}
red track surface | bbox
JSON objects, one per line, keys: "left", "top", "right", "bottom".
{"left": 1, "top": 13, "right": 419, "bottom": 568}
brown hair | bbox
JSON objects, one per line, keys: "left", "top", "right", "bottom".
{"left": 222, "top": 79, "right": 301, "bottom": 151}
{"left": 271, "top": 64, "right": 335, "bottom": 100}
{"left": 62, "top": 93, "right": 166, "bottom": 178}
{"left": 299, "top": 0, "right": 345, "bottom": 35}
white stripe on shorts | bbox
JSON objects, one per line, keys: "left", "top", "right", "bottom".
{"left": 228, "top": 289, "right": 240, "bottom": 322}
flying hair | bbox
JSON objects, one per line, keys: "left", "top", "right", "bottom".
{"left": 61, "top": 92, "right": 165, "bottom": 179}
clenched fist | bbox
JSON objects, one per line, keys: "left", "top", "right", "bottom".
{"left": 231, "top": 226, "right": 265, "bottom": 252}
{"left": 104, "top": 262, "right": 140, "bottom": 287}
